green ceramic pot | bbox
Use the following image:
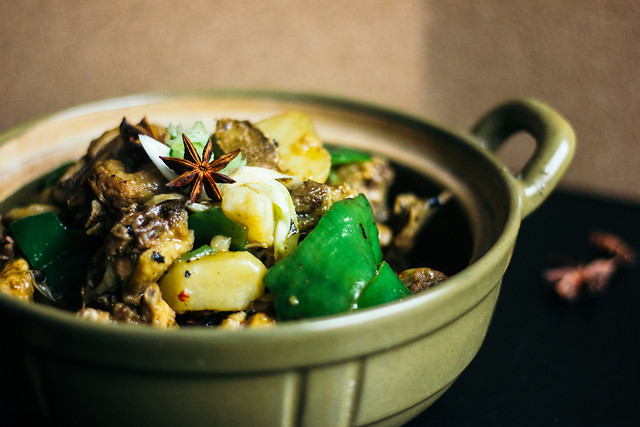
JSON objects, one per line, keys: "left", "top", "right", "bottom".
{"left": 0, "top": 91, "right": 575, "bottom": 426}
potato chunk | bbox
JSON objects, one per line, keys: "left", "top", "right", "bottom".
{"left": 221, "top": 184, "right": 274, "bottom": 246}
{"left": 256, "top": 112, "right": 331, "bottom": 183}
{"left": 159, "top": 251, "right": 267, "bottom": 313}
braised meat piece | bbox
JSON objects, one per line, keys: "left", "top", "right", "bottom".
{"left": 386, "top": 191, "right": 453, "bottom": 264}
{"left": 51, "top": 119, "right": 163, "bottom": 223}
{"left": 84, "top": 199, "right": 194, "bottom": 309}
{"left": 399, "top": 267, "right": 448, "bottom": 294}
{"left": 140, "top": 283, "right": 177, "bottom": 328}
{"left": 0, "top": 220, "right": 16, "bottom": 264}
{"left": 287, "top": 179, "right": 356, "bottom": 235}
{"left": 389, "top": 193, "right": 431, "bottom": 255}
{"left": 0, "top": 258, "right": 35, "bottom": 301}
{"left": 330, "top": 158, "right": 394, "bottom": 222}
{"left": 108, "top": 284, "right": 178, "bottom": 329}
{"left": 219, "top": 311, "right": 276, "bottom": 329}
{"left": 214, "top": 119, "right": 278, "bottom": 169}
{"left": 87, "top": 160, "right": 165, "bottom": 211}
{"left": 119, "top": 117, "right": 166, "bottom": 163}
{"left": 51, "top": 127, "right": 122, "bottom": 216}
{"left": 77, "top": 307, "right": 112, "bottom": 323}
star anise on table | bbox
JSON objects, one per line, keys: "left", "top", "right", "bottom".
{"left": 160, "top": 134, "right": 240, "bottom": 203}
{"left": 543, "top": 230, "right": 637, "bottom": 302}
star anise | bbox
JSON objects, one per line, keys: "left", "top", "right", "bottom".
{"left": 160, "top": 134, "right": 240, "bottom": 203}
{"left": 543, "top": 230, "right": 636, "bottom": 302}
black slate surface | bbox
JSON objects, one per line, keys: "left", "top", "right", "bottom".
{"left": 409, "top": 190, "right": 640, "bottom": 427}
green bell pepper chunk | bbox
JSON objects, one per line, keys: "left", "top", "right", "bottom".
{"left": 329, "top": 147, "right": 372, "bottom": 166}
{"left": 38, "top": 247, "right": 94, "bottom": 306}
{"left": 264, "top": 194, "right": 407, "bottom": 321}
{"left": 41, "top": 161, "right": 74, "bottom": 189}
{"left": 327, "top": 147, "right": 373, "bottom": 185}
{"left": 188, "top": 207, "right": 247, "bottom": 251}
{"left": 355, "top": 261, "right": 411, "bottom": 309}
{"left": 9, "top": 212, "right": 98, "bottom": 307}
{"left": 180, "top": 244, "right": 216, "bottom": 261}
{"left": 10, "top": 212, "right": 84, "bottom": 269}
{"left": 265, "top": 194, "right": 378, "bottom": 319}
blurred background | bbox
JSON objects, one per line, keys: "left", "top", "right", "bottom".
{"left": 1, "top": 1, "right": 638, "bottom": 201}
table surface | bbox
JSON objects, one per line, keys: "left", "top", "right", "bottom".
{"left": 408, "top": 190, "right": 640, "bottom": 427}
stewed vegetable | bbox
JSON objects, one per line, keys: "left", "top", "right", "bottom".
{"left": 0, "top": 112, "right": 448, "bottom": 328}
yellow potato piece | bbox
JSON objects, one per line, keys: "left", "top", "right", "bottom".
{"left": 222, "top": 184, "right": 274, "bottom": 246}
{"left": 256, "top": 111, "right": 331, "bottom": 183}
{"left": 159, "top": 251, "right": 267, "bottom": 314}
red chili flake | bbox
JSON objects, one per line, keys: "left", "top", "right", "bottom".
{"left": 178, "top": 290, "right": 190, "bottom": 302}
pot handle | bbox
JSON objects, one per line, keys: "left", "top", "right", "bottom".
{"left": 471, "top": 98, "right": 576, "bottom": 219}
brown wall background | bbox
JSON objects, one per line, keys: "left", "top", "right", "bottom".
{"left": 1, "top": 1, "right": 638, "bottom": 201}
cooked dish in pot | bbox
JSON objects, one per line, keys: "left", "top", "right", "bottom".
{"left": 0, "top": 112, "right": 448, "bottom": 328}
